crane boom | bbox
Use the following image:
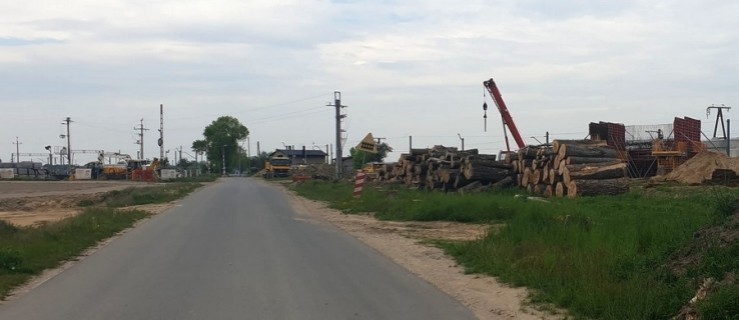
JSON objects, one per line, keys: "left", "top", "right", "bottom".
{"left": 483, "top": 78, "right": 526, "bottom": 150}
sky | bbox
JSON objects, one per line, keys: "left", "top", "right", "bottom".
{"left": 1, "top": 0, "right": 738, "bottom": 165}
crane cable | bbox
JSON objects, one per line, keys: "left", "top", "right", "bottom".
{"left": 482, "top": 88, "right": 488, "bottom": 132}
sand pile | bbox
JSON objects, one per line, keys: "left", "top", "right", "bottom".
{"left": 659, "top": 151, "right": 739, "bottom": 185}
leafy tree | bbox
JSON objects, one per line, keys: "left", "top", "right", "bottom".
{"left": 350, "top": 142, "right": 392, "bottom": 169}
{"left": 192, "top": 116, "right": 249, "bottom": 173}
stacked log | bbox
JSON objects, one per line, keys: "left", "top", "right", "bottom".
{"left": 512, "top": 140, "right": 629, "bottom": 198}
{"left": 382, "top": 145, "right": 514, "bottom": 193}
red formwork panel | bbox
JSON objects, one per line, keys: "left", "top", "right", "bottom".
{"left": 674, "top": 117, "right": 701, "bottom": 154}
{"left": 589, "top": 121, "right": 626, "bottom": 149}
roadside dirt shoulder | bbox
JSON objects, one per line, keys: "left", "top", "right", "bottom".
{"left": 281, "top": 184, "right": 555, "bottom": 320}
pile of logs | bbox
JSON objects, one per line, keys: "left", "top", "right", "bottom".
{"left": 378, "top": 140, "right": 628, "bottom": 198}
{"left": 513, "top": 140, "right": 629, "bottom": 198}
{"left": 381, "top": 146, "right": 514, "bottom": 193}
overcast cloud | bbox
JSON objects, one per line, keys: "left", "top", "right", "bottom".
{"left": 1, "top": 0, "right": 737, "bottom": 164}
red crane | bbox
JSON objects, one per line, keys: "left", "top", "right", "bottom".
{"left": 483, "top": 78, "right": 526, "bottom": 152}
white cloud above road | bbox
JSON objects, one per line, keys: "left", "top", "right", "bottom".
{"left": 1, "top": 0, "right": 738, "bottom": 164}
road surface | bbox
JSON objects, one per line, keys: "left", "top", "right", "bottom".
{"left": 0, "top": 178, "right": 476, "bottom": 319}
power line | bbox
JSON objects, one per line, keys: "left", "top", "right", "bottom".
{"left": 168, "top": 93, "right": 333, "bottom": 121}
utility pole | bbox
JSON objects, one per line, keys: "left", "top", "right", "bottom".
{"left": 158, "top": 104, "right": 164, "bottom": 161}
{"left": 134, "top": 119, "right": 149, "bottom": 160}
{"left": 707, "top": 104, "right": 731, "bottom": 139}
{"left": 457, "top": 133, "right": 465, "bottom": 151}
{"left": 409, "top": 136, "right": 413, "bottom": 153}
{"left": 12, "top": 137, "right": 21, "bottom": 163}
{"left": 328, "top": 91, "right": 347, "bottom": 179}
{"left": 179, "top": 146, "right": 183, "bottom": 167}
{"left": 63, "top": 117, "right": 72, "bottom": 173}
{"left": 222, "top": 145, "right": 227, "bottom": 176}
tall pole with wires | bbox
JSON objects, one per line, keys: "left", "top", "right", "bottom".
{"left": 159, "top": 104, "right": 164, "bottom": 162}
{"left": 134, "top": 119, "right": 149, "bottom": 160}
{"left": 328, "top": 91, "right": 347, "bottom": 179}
{"left": 63, "top": 117, "right": 72, "bottom": 174}
{"left": 12, "top": 137, "right": 21, "bottom": 163}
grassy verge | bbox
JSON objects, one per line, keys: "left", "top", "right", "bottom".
{"left": 0, "top": 182, "right": 204, "bottom": 298}
{"left": 293, "top": 180, "right": 739, "bottom": 319}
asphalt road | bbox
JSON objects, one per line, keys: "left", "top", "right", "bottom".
{"left": 0, "top": 178, "right": 476, "bottom": 319}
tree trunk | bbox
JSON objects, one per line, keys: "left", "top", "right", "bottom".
{"left": 562, "top": 162, "right": 626, "bottom": 185}
{"left": 567, "top": 178, "right": 629, "bottom": 198}
{"left": 558, "top": 144, "right": 619, "bottom": 159}
{"left": 438, "top": 169, "right": 460, "bottom": 184}
{"left": 555, "top": 182, "right": 567, "bottom": 197}
{"left": 566, "top": 156, "right": 621, "bottom": 165}
{"left": 465, "top": 159, "right": 513, "bottom": 170}
{"left": 549, "top": 168, "right": 557, "bottom": 185}
{"left": 518, "top": 147, "right": 539, "bottom": 159}
{"left": 521, "top": 168, "right": 531, "bottom": 188}
{"left": 543, "top": 185, "right": 553, "bottom": 198}
{"left": 490, "top": 176, "right": 515, "bottom": 190}
{"left": 531, "top": 169, "right": 542, "bottom": 185}
{"left": 464, "top": 165, "right": 511, "bottom": 182}
{"left": 552, "top": 139, "right": 608, "bottom": 154}
{"left": 457, "top": 181, "right": 483, "bottom": 194}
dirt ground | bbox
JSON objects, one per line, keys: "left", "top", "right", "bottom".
{"left": 0, "top": 181, "right": 163, "bottom": 227}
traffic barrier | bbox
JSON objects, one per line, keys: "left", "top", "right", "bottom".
{"left": 353, "top": 172, "right": 366, "bottom": 198}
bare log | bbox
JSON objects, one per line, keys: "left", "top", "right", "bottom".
{"left": 521, "top": 168, "right": 531, "bottom": 188}
{"left": 552, "top": 139, "right": 608, "bottom": 154}
{"left": 562, "top": 162, "right": 627, "bottom": 185}
{"left": 566, "top": 157, "right": 622, "bottom": 165}
{"left": 465, "top": 159, "right": 513, "bottom": 170}
{"left": 549, "top": 168, "right": 557, "bottom": 185}
{"left": 543, "top": 185, "right": 553, "bottom": 198}
{"left": 531, "top": 169, "right": 542, "bottom": 185}
{"left": 555, "top": 182, "right": 567, "bottom": 198}
{"left": 519, "top": 147, "right": 538, "bottom": 159}
{"left": 463, "top": 165, "right": 511, "bottom": 182}
{"left": 567, "top": 178, "right": 629, "bottom": 198}
{"left": 457, "top": 181, "right": 483, "bottom": 194}
{"left": 490, "top": 176, "right": 515, "bottom": 190}
{"left": 533, "top": 183, "right": 547, "bottom": 196}
{"left": 558, "top": 144, "right": 619, "bottom": 159}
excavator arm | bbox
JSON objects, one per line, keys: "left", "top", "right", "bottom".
{"left": 483, "top": 78, "right": 526, "bottom": 151}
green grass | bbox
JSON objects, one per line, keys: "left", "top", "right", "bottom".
{"left": 1, "top": 182, "right": 204, "bottom": 298}
{"left": 292, "top": 180, "right": 739, "bottom": 319}
{"left": 89, "top": 182, "right": 202, "bottom": 208}
{"left": 0, "top": 209, "right": 148, "bottom": 298}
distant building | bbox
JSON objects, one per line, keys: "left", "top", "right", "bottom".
{"left": 269, "top": 148, "right": 327, "bottom": 165}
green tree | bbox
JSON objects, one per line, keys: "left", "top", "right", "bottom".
{"left": 193, "top": 116, "right": 249, "bottom": 173}
{"left": 350, "top": 142, "right": 392, "bottom": 169}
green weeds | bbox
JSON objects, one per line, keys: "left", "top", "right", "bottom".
{"left": 293, "top": 180, "right": 739, "bottom": 319}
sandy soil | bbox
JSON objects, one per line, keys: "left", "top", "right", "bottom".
{"left": 0, "top": 181, "right": 163, "bottom": 226}
{"left": 280, "top": 182, "right": 559, "bottom": 320}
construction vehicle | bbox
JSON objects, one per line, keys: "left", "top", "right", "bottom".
{"left": 360, "top": 162, "right": 385, "bottom": 180}
{"left": 483, "top": 78, "right": 526, "bottom": 159}
{"left": 264, "top": 154, "right": 291, "bottom": 178}
{"left": 86, "top": 154, "right": 160, "bottom": 181}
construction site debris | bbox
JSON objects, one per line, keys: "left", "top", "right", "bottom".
{"left": 655, "top": 151, "right": 739, "bottom": 185}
